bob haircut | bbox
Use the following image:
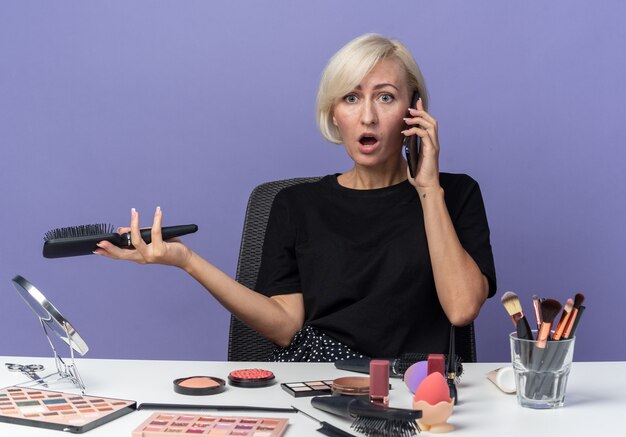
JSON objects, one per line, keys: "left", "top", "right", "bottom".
{"left": 316, "top": 33, "right": 429, "bottom": 144}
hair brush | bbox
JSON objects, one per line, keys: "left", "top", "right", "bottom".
{"left": 335, "top": 353, "right": 463, "bottom": 381}
{"left": 311, "top": 396, "right": 421, "bottom": 437}
{"left": 43, "top": 223, "right": 198, "bottom": 258}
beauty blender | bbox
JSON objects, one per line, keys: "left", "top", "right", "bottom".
{"left": 403, "top": 361, "right": 428, "bottom": 394}
{"left": 414, "top": 372, "right": 451, "bottom": 405}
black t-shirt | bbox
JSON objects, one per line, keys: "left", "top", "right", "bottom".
{"left": 256, "top": 173, "right": 496, "bottom": 358}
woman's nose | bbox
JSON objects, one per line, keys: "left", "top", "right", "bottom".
{"left": 360, "top": 100, "right": 378, "bottom": 125}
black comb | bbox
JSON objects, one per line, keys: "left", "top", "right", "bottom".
{"left": 43, "top": 223, "right": 198, "bottom": 258}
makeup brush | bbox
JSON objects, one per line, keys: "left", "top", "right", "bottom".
{"left": 43, "top": 223, "right": 198, "bottom": 258}
{"left": 532, "top": 295, "right": 542, "bottom": 330}
{"left": 446, "top": 325, "right": 458, "bottom": 405}
{"left": 501, "top": 291, "right": 533, "bottom": 340}
{"left": 311, "top": 396, "right": 421, "bottom": 437}
{"left": 567, "top": 305, "right": 585, "bottom": 338}
{"left": 552, "top": 298, "right": 574, "bottom": 341}
{"left": 526, "top": 298, "right": 562, "bottom": 397}
{"left": 536, "top": 299, "right": 562, "bottom": 348}
{"left": 563, "top": 293, "right": 585, "bottom": 339}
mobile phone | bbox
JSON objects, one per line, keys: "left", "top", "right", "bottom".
{"left": 403, "top": 91, "right": 421, "bottom": 178}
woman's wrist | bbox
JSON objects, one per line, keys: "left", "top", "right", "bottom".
{"left": 179, "top": 248, "right": 198, "bottom": 273}
{"left": 416, "top": 185, "right": 444, "bottom": 201}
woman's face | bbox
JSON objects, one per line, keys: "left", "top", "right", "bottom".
{"left": 332, "top": 58, "right": 411, "bottom": 170}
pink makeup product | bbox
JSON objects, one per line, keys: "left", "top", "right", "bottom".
{"left": 0, "top": 385, "right": 135, "bottom": 433}
{"left": 132, "top": 412, "right": 289, "bottom": 437}
{"left": 228, "top": 369, "right": 275, "bottom": 388}
{"left": 280, "top": 380, "right": 335, "bottom": 398}
{"left": 173, "top": 376, "right": 226, "bottom": 396}
{"left": 427, "top": 354, "right": 445, "bottom": 376}
{"left": 368, "top": 360, "right": 389, "bottom": 407}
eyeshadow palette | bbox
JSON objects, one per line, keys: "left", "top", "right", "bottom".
{"left": 0, "top": 385, "right": 136, "bottom": 433}
{"left": 280, "top": 380, "right": 334, "bottom": 397}
{"left": 132, "top": 412, "right": 289, "bottom": 436}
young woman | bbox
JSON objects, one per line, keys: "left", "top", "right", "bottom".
{"left": 95, "top": 34, "right": 496, "bottom": 362}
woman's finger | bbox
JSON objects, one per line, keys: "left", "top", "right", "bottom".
{"left": 151, "top": 206, "right": 163, "bottom": 246}
{"left": 129, "top": 208, "right": 147, "bottom": 253}
{"left": 403, "top": 116, "right": 434, "bottom": 131}
{"left": 402, "top": 126, "right": 429, "bottom": 138}
{"left": 94, "top": 240, "right": 140, "bottom": 261}
{"left": 408, "top": 107, "right": 438, "bottom": 127}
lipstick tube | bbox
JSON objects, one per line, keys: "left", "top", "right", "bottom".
{"left": 369, "top": 359, "right": 389, "bottom": 407}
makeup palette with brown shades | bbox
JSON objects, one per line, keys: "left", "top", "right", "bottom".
{"left": 0, "top": 385, "right": 136, "bottom": 433}
{"left": 280, "top": 380, "right": 334, "bottom": 397}
{"left": 132, "top": 412, "right": 288, "bottom": 437}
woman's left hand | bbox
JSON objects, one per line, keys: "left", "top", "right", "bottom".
{"left": 402, "top": 98, "right": 441, "bottom": 193}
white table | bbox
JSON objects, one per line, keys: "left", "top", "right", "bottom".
{"left": 0, "top": 357, "right": 623, "bottom": 436}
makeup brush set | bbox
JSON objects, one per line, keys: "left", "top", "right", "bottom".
{"left": 501, "top": 291, "right": 586, "bottom": 401}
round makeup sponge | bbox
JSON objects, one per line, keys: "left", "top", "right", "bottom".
{"left": 414, "top": 372, "right": 450, "bottom": 405}
{"left": 403, "top": 361, "right": 428, "bottom": 394}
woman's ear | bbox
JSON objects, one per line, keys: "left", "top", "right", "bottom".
{"left": 332, "top": 114, "right": 338, "bottom": 126}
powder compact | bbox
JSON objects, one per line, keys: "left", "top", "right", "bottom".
{"left": 227, "top": 369, "right": 275, "bottom": 388}
{"left": 173, "top": 376, "right": 226, "bottom": 396}
{"left": 331, "top": 376, "right": 370, "bottom": 396}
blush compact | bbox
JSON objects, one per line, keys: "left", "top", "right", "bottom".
{"left": 228, "top": 368, "right": 275, "bottom": 388}
{"left": 173, "top": 376, "right": 226, "bottom": 396}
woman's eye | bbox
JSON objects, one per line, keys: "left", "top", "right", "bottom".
{"left": 344, "top": 95, "right": 358, "bottom": 103}
{"left": 379, "top": 94, "right": 394, "bottom": 103}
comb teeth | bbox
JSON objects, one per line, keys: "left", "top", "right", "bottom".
{"left": 44, "top": 224, "right": 115, "bottom": 241}
{"left": 352, "top": 416, "right": 421, "bottom": 437}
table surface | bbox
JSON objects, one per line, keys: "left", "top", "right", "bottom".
{"left": 0, "top": 357, "right": 622, "bottom": 436}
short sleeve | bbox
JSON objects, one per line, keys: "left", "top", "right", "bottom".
{"left": 255, "top": 189, "right": 302, "bottom": 296}
{"left": 447, "top": 176, "right": 497, "bottom": 298}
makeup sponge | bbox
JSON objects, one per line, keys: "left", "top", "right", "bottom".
{"left": 403, "top": 361, "right": 428, "bottom": 394}
{"left": 414, "top": 372, "right": 451, "bottom": 405}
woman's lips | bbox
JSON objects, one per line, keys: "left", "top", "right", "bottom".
{"left": 358, "top": 136, "right": 379, "bottom": 154}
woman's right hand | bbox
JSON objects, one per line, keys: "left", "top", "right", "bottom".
{"left": 94, "top": 207, "right": 193, "bottom": 269}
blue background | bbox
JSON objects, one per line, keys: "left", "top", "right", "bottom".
{"left": 1, "top": 0, "right": 624, "bottom": 362}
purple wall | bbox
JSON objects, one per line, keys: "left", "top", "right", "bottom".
{"left": 1, "top": 1, "right": 624, "bottom": 363}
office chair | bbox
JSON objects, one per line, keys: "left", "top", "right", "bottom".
{"left": 228, "top": 177, "right": 321, "bottom": 361}
{"left": 227, "top": 177, "right": 477, "bottom": 363}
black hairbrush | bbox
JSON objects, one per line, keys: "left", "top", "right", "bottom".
{"left": 335, "top": 353, "right": 463, "bottom": 381}
{"left": 311, "top": 396, "right": 421, "bottom": 437}
{"left": 43, "top": 223, "right": 198, "bottom": 258}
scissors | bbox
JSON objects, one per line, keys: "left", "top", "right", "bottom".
{"left": 5, "top": 362, "right": 47, "bottom": 386}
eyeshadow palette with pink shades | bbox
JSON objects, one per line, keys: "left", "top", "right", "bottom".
{"left": 0, "top": 385, "right": 136, "bottom": 433}
{"left": 132, "top": 412, "right": 289, "bottom": 436}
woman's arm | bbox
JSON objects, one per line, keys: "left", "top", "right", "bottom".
{"left": 418, "top": 187, "right": 489, "bottom": 326}
{"left": 94, "top": 207, "right": 304, "bottom": 347}
{"left": 403, "top": 99, "right": 489, "bottom": 326}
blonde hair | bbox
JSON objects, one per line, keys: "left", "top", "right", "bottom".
{"left": 316, "top": 33, "right": 428, "bottom": 144}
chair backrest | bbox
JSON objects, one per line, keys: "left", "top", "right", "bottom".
{"left": 227, "top": 177, "right": 478, "bottom": 363}
{"left": 228, "top": 177, "right": 322, "bottom": 361}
